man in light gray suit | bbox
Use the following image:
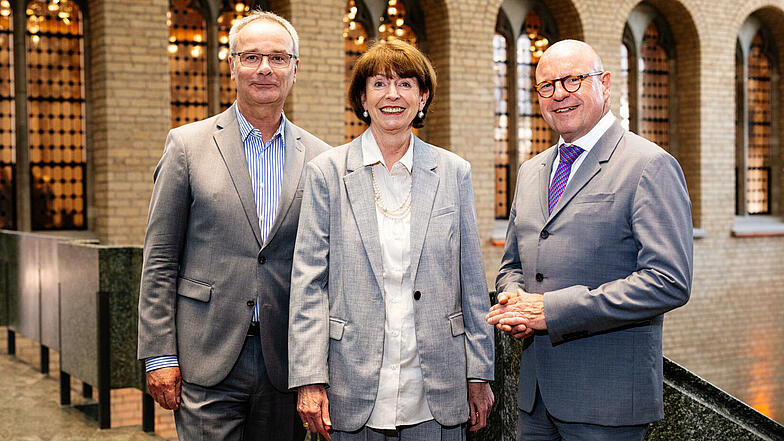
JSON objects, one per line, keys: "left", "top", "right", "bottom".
{"left": 487, "top": 40, "right": 693, "bottom": 440}
{"left": 137, "top": 11, "right": 329, "bottom": 440}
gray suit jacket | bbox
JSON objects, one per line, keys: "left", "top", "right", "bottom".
{"left": 496, "top": 120, "right": 693, "bottom": 426}
{"left": 137, "top": 105, "right": 329, "bottom": 390}
{"left": 288, "top": 135, "right": 495, "bottom": 431}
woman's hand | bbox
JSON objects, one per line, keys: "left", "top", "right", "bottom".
{"left": 297, "top": 384, "right": 332, "bottom": 440}
{"left": 467, "top": 381, "right": 494, "bottom": 431}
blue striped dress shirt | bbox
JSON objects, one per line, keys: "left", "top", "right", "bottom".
{"left": 146, "top": 106, "right": 287, "bottom": 372}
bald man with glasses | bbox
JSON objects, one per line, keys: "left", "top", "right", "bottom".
{"left": 487, "top": 40, "right": 693, "bottom": 440}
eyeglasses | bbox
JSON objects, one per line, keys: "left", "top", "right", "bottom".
{"left": 535, "top": 72, "right": 604, "bottom": 98}
{"left": 231, "top": 52, "right": 297, "bottom": 69}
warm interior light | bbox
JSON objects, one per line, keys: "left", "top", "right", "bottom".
{"left": 220, "top": 35, "right": 228, "bottom": 44}
{"left": 168, "top": 43, "right": 178, "bottom": 54}
{"left": 191, "top": 46, "right": 201, "bottom": 58}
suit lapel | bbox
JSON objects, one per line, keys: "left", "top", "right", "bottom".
{"left": 547, "top": 120, "right": 625, "bottom": 220}
{"left": 213, "top": 106, "right": 263, "bottom": 247}
{"left": 262, "top": 121, "right": 305, "bottom": 250}
{"left": 343, "top": 137, "right": 385, "bottom": 292}
{"left": 538, "top": 148, "right": 558, "bottom": 221}
{"left": 409, "top": 137, "right": 438, "bottom": 280}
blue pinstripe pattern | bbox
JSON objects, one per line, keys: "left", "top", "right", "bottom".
{"left": 236, "top": 107, "right": 286, "bottom": 323}
{"left": 144, "top": 107, "right": 287, "bottom": 373}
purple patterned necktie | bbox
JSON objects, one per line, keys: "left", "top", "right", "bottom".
{"left": 548, "top": 144, "right": 584, "bottom": 215}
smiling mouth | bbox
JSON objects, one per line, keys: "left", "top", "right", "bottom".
{"left": 380, "top": 107, "right": 405, "bottom": 114}
{"left": 554, "top": 106, "right": 578, "bottom": 113}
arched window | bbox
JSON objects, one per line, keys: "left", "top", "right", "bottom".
{"left": 619, "top": 43, "right": 630, "bottom": 130}
{"left": 639, "top": 21, "right": 670, "bottom": 151}
{"left": 492, "top": 4, "right": 558, "bottom": 220}
{"left": 169, "top": 0, "right": 208, "bottom": 128}
{"left": 0, "top": 3, "right": 14, "bottom": 228}
{"left": 517, "top": 10, "right": 553, "bottom": 162}
{"left": 493, "top": 33, "right": 509, "bottom": 218}
{"left": 736, "top": 18, "right": 778, "bottom": 217}
{"left": 622, "top": 3, "right": 676, "bottom": 156}
{"left": 26, "top": 0, "right": 86, "bottom": 229}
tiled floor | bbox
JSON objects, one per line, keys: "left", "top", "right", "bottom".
{"left": 0, "top": 352, "right": 165, "bottom": 441}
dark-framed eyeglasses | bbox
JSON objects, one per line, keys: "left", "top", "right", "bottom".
{"left": 535, "top": 71, "right": 604, "bottom": 98}
{"left": 231, "top": 52, "right": 297, "bottom": 69}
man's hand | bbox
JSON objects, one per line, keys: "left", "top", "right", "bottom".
{"left": 467, "top": 382, "right": 494, "bottom": 432}
{"left": 297, "top": 384, "right": 331, "bottom": 440}
{"left": 146, "top": 366, "right": 181, "bottom": 410}
{"left": 486, "top": 289, "right": 546, "bottom": 338}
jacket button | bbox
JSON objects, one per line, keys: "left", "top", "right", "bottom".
{"left": 535, "top": 273, "right": 544, "bottom": 282}
{"left": 247, "top": 300, "right": 255, "bottom": 307}
{"left": 413, "top": 291, "right": 421, "bottom": 300}
{"left": 258, "top": 255, "right": 266, "bottom": 264}
{"left": 540, "top": 230, "right": 549, "bottom": 239}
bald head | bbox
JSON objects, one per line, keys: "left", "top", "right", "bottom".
{"left": 534, "top": 39, "right": 611, "bottom": 143}
{"left": 536, "top": 40, "right": 603, "bottom": 82}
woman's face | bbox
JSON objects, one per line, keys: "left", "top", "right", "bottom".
{"left": 361, "top": 72, "right": 428, "bottom": 135}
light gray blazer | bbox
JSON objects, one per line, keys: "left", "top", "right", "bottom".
{"left": 288, "top": 135, "right": 495, "bottom": 431}
{"left": 496, "top": 119, "right": 693, "bottom": 426}
{"left": 137, "top": 105, "right": 329, "bottom": 390}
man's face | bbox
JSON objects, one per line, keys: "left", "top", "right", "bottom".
{"left": 230, "top": 20, "right": 298, "bottom": 111}
{"left": 535, "top": 49, "right": 610, "bottom": 143}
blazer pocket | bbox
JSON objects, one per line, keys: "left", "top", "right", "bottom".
{"left": 448, "top": 311, "right": 465, "bottom": 336}
{"left": 329, "top": 317, "right": 346, "bottom": 340}
{"left": 177, "top": 276, "right": 212, "bottom": 302}
{"left": 431, "top": 205, "right": 456, "bottom": 218}
{"left": 574, "top": 193, "right": 614, "bottom": 204}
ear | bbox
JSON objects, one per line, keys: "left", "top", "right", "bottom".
{"left": 419, "top": 89, "right": 430, "bottom": 111}
{"left": 361, "top": 91, "right": 367, "bottom": 110}
{"left": 292, "top": 58, "right": 299, "bottom": 83}
{"left": 600, "top": 71, "right": 611, "bottom": 101}
{"left": 229, "top": 56, "right": 237, "bottom": 81}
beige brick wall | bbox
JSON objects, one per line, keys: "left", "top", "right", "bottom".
{"left": 88, "top": 0, "right": 171, "bottom": 245}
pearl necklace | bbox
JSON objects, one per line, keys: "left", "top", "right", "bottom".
{"left": 371, "top": 166, "right": 412, "bottom": 219}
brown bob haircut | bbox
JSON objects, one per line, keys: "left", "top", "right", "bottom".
{"left": 348, "top": 39, "right": 437, "bottom": 129}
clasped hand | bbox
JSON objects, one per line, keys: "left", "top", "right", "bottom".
{"left": 485, "top": 289, "right": 547, "bottom": 339}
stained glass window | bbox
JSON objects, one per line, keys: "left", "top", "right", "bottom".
{"left": 26, "top": 0, "right": 86, "bottom": 229}
{"left": 0, "top": 1, "right": 14, "bottom": 228}
{"left": 639, "top": 22, "right": 670, "bottom": 152}
{"left": 169, "top": 0, "right": 207, "bottom": 128}
{"left": 746, "top": 32, "right": 771, "bottom": 214}
{"left": 517, "top": 10, "right": 551, "bottom": 161}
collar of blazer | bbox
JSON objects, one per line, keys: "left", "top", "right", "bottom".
{"left": 212, "top": 104, "right": 306, "bottom": 249}
{"left": 343, "top": 132, "right": 440, "bottom": 294}
{"left": 539, "top": 119, "right": 625, "bottom": 222}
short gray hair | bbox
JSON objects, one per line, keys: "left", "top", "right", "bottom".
{"left": 229, "top": 10, "right": 299, "bottom": 58}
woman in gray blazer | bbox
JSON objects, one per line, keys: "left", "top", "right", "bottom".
{"left": 288, "top": 40, "right": 495, "bottom": 440}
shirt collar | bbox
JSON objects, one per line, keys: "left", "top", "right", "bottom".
{"left": 557, "top": 111, "right": 616, "bottom": 153}
{"left": 235, "top": 103, "right": 287, "bottom": 145}
{"left": 361, "top": 129, "right": 414, "bottom": 172}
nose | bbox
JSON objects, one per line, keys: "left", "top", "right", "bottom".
{"left": 551, "top": 80, "right": 569, "bottom": 100}
{"left": 385, "top": 83, "right": 400, "bottom": 99}
{"left": 257, "top": 56, "right": 273, "bottom": 75}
